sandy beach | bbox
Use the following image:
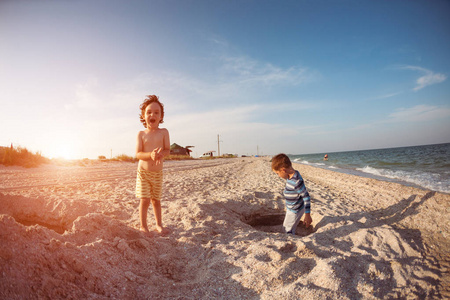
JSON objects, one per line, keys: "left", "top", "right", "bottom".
{"left": 0, "top": 157, "right": 448, "bottom": 299}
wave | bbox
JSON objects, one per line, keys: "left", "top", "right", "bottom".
{"left": 294, "top": 158, "right": 310, "bottom": 164}
{"left": 290, "top": 144, "right": 450, "bottom": 194}
{"left": 356, "top": 166, "right": 449, "bottom": 194}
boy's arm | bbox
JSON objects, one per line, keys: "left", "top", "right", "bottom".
{"left": 151, "top": 129, "right": 170, "bottom": 165}
{"left": 136, "top": 131, "right": 152, "bottom": 161}
{"left": 161, "top": 128, "right": 171, "bottom": 157}
{"left": 303, "top": 213, "right": 312, "bottom": 228}
{"left": 153, "top": 129, "right": 170, "bottom": 160}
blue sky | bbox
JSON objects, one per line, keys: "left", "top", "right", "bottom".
{"left": 1, "top": 0, "right": 449, "bottom": 159}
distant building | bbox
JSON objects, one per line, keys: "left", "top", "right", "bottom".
{"left": 200, "top": 151, "right": 215, "bottom": 158}
{"left": 170, "top": 143, "right": 194, "bottom": 156}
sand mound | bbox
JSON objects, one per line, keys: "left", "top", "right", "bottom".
{"left": 0, "top": 158, "right": 448, "bottom": 299}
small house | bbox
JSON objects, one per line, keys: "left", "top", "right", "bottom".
{"left": 170, "top": 143, "right": 194, "bottom": 156}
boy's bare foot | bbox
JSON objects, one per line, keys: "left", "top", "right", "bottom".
{"left": 155, "top": 225, "right": 170, "bottom": 235}
{"left": 140, "top": 227, "right": 157, "bottom": 237}
{"left": 140, "top": 227, "right": 151, "bottom": 234}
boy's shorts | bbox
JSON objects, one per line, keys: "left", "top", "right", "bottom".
{"left": 136, "top": 169, "right": 163, "bottom": 200}
{"left": 283, "top": 207, "right": 305, "bottom": 235}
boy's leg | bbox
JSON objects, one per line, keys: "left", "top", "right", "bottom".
{"left": 151, "top": 198, "right": 162, "bottom": 230}
{"left": 283, "top": 208, "right": 305, "bottom": 235}
{"left": 149, "top": 170, "right": 167, "bottom": 234}
{"left": 151, "top": 198, "right": 168, "bottom": 234}
{"left": 136, "top": 170, "right": 152, "bottom": 233}
{"left": 139, "top": 198, "right": 151, "bottom": 232}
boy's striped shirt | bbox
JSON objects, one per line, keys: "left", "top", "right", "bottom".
{"left": 283, "top": 170, "right": 311, "bottom": 214}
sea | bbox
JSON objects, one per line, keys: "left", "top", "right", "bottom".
{"left": 289, "top": 143, "right": 450, "bottom": 194}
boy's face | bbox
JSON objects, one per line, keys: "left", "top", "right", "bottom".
{"left": 273, "top": 168, "right": 289, "bottom": 180}
{"left": 144, "top": 102, "right": 162, "bottom": 129}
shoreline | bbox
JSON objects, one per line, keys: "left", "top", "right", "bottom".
{"left": 1, "top": 156, "right": 447, "bottom": 195}
{"left": 1, "top": 157, "right": 449, "bottom": 298}
{"left": 294, "top": 160, "right": 450, "bottom": 195}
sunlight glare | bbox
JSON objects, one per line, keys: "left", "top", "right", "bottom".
{"left": 47, "top": 143, "right": 80, "bottom": 160}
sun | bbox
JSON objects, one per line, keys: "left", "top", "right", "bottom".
{"left": 48, "top": 144, "right": 79, "bottom": 160}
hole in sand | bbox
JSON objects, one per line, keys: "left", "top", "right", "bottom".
{"left": 243, "top": 212, "right": 284, "bottom": 233}
{"left": 0, "top": 195, "right": 73, "bottom": 234}
{"left": 13, "top": 217, "right": 67, "bottom": 234}
{"left": 243, "top": 212, "right": 315, "bottom": 236}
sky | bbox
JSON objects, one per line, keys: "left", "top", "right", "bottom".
{"left": 1, "top": 0, "right": 449, "bottom": 159}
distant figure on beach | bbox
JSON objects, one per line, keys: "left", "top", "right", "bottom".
{"left": 272, "top": 154, "right": 312, "bottom": 234}
{"left": 324, "top": 154, "right": 328, "bottom": 161}
{"left": 135, "top": 95, "right": 170, "bottom": 235}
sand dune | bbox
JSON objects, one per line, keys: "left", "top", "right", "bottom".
{"left": 0, "top": 158, "right": 448, "bottom": 299}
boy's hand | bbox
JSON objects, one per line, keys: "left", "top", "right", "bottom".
{"left": 303, "top": 213, "right": 312, "bottom": 228}
{"left": 151, "top": 147, "right": 163, "bottom": 165}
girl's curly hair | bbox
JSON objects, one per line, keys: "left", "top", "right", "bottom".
{"left": 139, "top": 95, "right": 165, "bottom": 127}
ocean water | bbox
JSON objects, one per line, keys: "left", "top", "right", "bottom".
{"left": 289, "top": 143, "right": 450, "bottom": 194}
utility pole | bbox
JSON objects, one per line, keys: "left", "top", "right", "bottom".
{"left": 217, "top": 134, "right": 220, "bottom": 157}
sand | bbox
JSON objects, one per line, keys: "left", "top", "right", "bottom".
{"left": 0, "top": 157, "right": 448, "bottom": 299}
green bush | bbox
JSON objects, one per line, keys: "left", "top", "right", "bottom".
{"left": 114, "top": 154, "right": 137, "bottom": 162}
{"left": 165, "top": 155, "right": 194, "bottom": 161}
{"left": 0, "top": 146, "right": 50, "bottom": 168}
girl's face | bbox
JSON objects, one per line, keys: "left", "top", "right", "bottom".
{"left": 144, "top": 102, "right": 162, "bottom": 129}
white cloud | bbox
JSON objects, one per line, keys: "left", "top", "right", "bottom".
{"left": 119, "top": 55, "right": 318, "bottom": 115}
{"left": 369, "top": 92, "right": 402, "bottom": 100}
{"left": 220, "top": 55, "right": 313, "bottom": 87}
{"left": 399, "top": 65, "right": 446, "bottom": 91}
{"left": 414, "top": 72, "right": 446, "bottom": 91}
{"left": 205, "top": 35, "right": 316, "bottom": 88}
{"left": 165, "top": 103, "right": 318, "bottom": 156}
{"left": 64, "top": 77, "right": 102, "bottom": 110}
{"left": 388, "top": 104, "right": 450, "bottom": 122}
{"left": 208, "top": 36, "right": 229, "bottom": 48}
{"left": 168, "top": 104, "right": 285, "bottom": 138}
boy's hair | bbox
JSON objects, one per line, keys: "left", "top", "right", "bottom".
{"left": 271, "top": 153, "right": 292, "bottom": 171}
{"left": 139, "top": 95, "right": 165, "bottom": 127}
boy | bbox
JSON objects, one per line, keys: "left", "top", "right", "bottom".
{"left": 272, "top": 153, "right": 312, "bottom": 235}
{"left": 136, "top": 95, "right": 170, "bottom": 235}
